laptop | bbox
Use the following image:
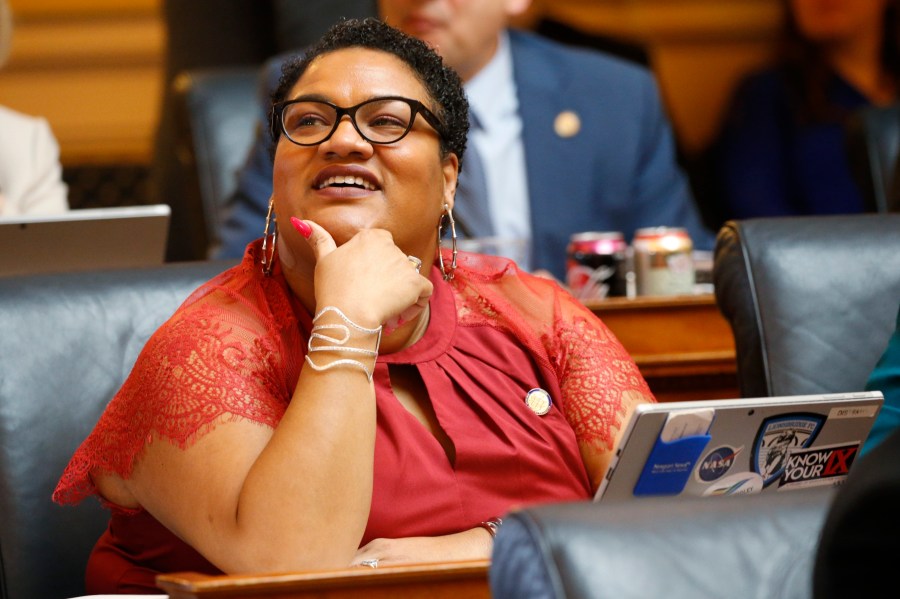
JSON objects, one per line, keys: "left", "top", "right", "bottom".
{"left": 594, "top": 391, "right": 883, "bottom": 502}
{"left": 0, "top": 204, "right": 170, "bottom": 277}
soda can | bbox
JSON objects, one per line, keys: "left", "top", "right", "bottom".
{"left": 566, "top": 232, "right": 628, "bottom": 300}
{"left": 633, "top": 227, "right": 695, "bottom": 296}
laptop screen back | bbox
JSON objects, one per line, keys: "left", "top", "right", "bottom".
{"left": 0, "top": 205, "right": 170, "bottom": 276}
{"left": 595, "top": 392, "right": 883, "bottom": 503}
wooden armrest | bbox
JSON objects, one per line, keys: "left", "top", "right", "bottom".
{"left": 156, "top": 559, "right": 491, "bottom": 598}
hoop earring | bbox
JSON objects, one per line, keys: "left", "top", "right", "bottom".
{"left": 261, "top": 198, "right": 277, "bottom": 276}
{"left": 437, "top": 203, "right": 457, "bottom": 281}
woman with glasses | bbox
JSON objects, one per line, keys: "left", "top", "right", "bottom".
{"left": 54, "top": 18, "right": 653, "bottom": 594}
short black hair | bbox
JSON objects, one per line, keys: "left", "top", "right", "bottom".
{"left": 271, "top": 17, "right": 468, "bottom": 168}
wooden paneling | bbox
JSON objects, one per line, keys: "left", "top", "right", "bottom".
{"left": 587, "top": 294, "right": 739, "bottom": 402}
{"left": 0, "top": 0, "right": 163, "bottom": 164}
{"left": 8, "top": 0, "right": 157, "bottom": 15}
{"left": 1, "top": 67, "right": 161, "bottom": 164}
{"left": 0, "top": 0, "right": 780, "bottom": 164}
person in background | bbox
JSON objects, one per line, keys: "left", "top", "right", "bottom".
{"left": 860, "top": 303, "right": 900, "bottom": 454}
{"left": 814, "top": 368, "right": 900, "bottom": 599}
{"left": 710, "top": 0, "right": 899, "bottom": 220}
{"left": 0, "top": 0, "right": 68, "bottom": 216}
{"left": 215, "top": 0, "right": 714, "bottom": 278}
{"left": 813, "top": 428, "right": 900, "bottom": 599}
{"left": 53, "top": 19, "right": 653, "bottom": 593}
{"left": 813, "top": 303, "right": 900, "bottom": 599}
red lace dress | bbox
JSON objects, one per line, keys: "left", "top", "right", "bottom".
{"left": 53, "top": 242, "right": 653, "bottom": 593}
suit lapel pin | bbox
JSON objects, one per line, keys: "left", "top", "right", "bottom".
{"left": 525, "top": 388, "right": 553, "bottom": 416}
{"left": 554, "top": 110, "right": 581, "bottom": 138}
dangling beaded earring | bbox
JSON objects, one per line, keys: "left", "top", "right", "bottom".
{"left": 261, "top": 198, "right": 278, "bottom": 276}
{"left": 437, "top": 203, "right": 458, "bottom": 281}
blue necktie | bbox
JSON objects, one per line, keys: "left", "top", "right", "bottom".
{"left": 453, "top": 111, "right": 494, "bottom": 238}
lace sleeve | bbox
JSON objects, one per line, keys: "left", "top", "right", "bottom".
{"left": 53, "top": 272, "right": 303, "bottom": 506}
{"left": 549, "top": 299, "right": 654, "bottom": 452}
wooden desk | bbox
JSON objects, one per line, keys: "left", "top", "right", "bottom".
{"left": 157, "top": 560, "right": 491, "bottom": 599}
{"left": 585, "top": 294, "right": 738, "bottom": 402}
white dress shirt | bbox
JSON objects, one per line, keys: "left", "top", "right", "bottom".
{"left": 463, "top": 33, "right": 531, "bottom": 265}
{"left": 0, "top": 105, "right": 68, "bottom": 217}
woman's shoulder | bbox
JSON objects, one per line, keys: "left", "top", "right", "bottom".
{"left": 0, "top": 105, "right": 58, "bottom": 165}
{"left": 716, "top": 66, "right": 796, "bottom": 137}
{"left": 453, "top": 252, "right": 559, "bottom": 294}
{"left": 0, "top": 104, "right": 54, "bottom": 140}
{"left": 730, "top": 67, "right": 792, "bottom": 103}
{"left": 163, "top": 257, "right": 296, "bottom": 342}
{"left": 451, "top": 252, "right": 575, "bottom": 323}
{"left": 0, "top": 103, "right": 38, "bottom": 125}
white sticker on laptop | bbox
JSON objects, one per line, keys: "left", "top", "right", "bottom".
{"left": 829, "top": 405, "right": 879, "bottom": 419}
{"left": 777, "top": 442, "right": 860, "bottom": 491}
{"left": 660, "top": 408, "right": 715, "bottom": 442}
{"left": 703, "top": 472, "right": 763, "bottom": 497}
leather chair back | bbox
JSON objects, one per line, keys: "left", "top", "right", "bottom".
{"left": 845, "top": 103, "right": 900, "bottom": 213}
{"left": 0, "top": 261, "right": 229, "bottom": 599}
{"left": 713, "top": 214, "right": 900, "bottom": 398}
{"left": 490, "top": 488, "right": 834, "bottom": 599}
{"left": 172, "top": 67, "right": 259, "bottom": 258}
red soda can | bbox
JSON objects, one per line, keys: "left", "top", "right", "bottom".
{"left": 566, "top": 232, "right": 628, "bottom": 300}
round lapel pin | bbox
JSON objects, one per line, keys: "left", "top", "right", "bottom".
{"left": 525, "top": 388, "right": 553, "bottom": 416}
{"left": 554, "top": 110, "right": 581, "bottom": 138}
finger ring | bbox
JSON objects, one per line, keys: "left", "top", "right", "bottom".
{"left": 407, "top": 255, "right": 422, "bottom": 273}
{"left": 360, "top": 558, "right": 379, "bottom": 569}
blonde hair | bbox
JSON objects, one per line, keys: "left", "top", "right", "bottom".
{"left": 0, "top": 0, "right": 11, "bottom": 68}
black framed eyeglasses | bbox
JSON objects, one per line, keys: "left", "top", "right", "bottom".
{"left": 271, "top": 95, "right": 447, "bottom": 147}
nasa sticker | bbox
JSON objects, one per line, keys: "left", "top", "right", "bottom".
{"left": 525, "top": 388, "right": 552, "bottom": 416}
{"left": 695, "top": 445, "right": 743, "bottom": 483}
{"left": 752, "top": 414, "right": 824, "bottom": 487}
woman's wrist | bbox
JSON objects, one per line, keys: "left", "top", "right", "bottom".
{"left": 477, "top": 517, "right": 503, "bottom": 540}
{"left": 305, "top": 306, "right": 382, "bottom": 381}
{"left": 314, "top": 295, "right": 383, "bottom": 330}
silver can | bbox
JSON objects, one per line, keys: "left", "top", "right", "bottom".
{"left": 633, "top": 227, "right": 694, "bottom": 296}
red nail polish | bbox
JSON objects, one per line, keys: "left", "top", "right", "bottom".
{"left": 290, "top": 217, "right": 312, "bottom": 239}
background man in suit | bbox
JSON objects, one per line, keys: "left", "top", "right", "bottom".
{"left": 216, "top": 0, "right": 714, "bottom": 278}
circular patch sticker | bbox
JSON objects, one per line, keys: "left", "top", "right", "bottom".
{"left": 702, "top": 472, "right": 764, "bottom": 497}
{"left": 695, "top": 445, "right": 743, "bottom": 483}
{"left": 525, "top": 388, "right": 552, "bottom": 416}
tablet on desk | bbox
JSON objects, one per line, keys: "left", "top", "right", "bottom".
{"left": 0, "top": 204, "right": 170, "bottom": 277}
{"left": 595, "top": 391, "right": 883, "bottom": 503}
